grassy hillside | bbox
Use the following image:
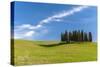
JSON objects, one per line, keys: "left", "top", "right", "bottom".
{"left": 11, "top": 39, "right": 97, "bottom": 65}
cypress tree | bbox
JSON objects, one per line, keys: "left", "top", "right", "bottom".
{"left": 74, "top": 30, "right": 77, "bottom": 41}
{"left": 89, "top": 32, "right": 92, "bottom": 42}
{"left": 78, "top": 30, "right": 81, "bottom": 42}
{"left": 70, "top": 31, "right": 73, "bottom": 41}
{"left": 61, "top": 33, "right": 64, "bottom": 42}
{"left": 69, "top": 31, "right": 72, "bottom": 42}
{"left": 64, "top": 30, "right": 69, "bottom": 43}
{"left": 84, "top": 33, "right": 88, "bottom": 41}
{"left": 75, "top": 30, "right": 78, "bottom": 42}
{"left": 72, "top": 31, "right": 75, "bottom": 41}
{"left": 81, "top": 30, "right": 84, "bottom": 42}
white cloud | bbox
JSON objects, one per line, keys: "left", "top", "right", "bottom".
{"left": 16, "top": 24, "right": 42, "bottom": 30}
{"left": 19, "top": 24, "right": 31, "bottom": 28}
{"left": 39, "top": 6, "right": 88, "bottom": 24}
{"left": 53, "top": 6, "right": 88, "bottom": 18}
{"left": 24, "top": 31, "right": 35, "bottom": 37}
{"left": 28, "top": 24, "right": 42, "bottom": 29}
{"left": 53, "top": 18, "right": 63, "bottom": 22}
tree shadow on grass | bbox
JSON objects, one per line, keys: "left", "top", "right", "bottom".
{"left": 38, "top": 42, "right": 67, "bottom": 47}
{"left": 38, "top": 41, "right": 86, "bottom": 47}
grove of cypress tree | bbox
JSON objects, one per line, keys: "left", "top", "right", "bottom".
{"left": 60, "top": 30, "right": 92, "bottom": 43}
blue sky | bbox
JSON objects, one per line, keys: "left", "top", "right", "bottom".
{"left": 12, "top": 1, "right": 97, "bottom": 41}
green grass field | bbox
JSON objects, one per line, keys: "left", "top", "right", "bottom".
{"left": 11, "top": 39, "right": 97, "bottom": 66}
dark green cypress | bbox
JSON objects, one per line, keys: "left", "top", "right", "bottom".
{"left": 81, "top": 30, "right": 84, "bottom": 42}
{"left": 84, "top": 32, "right": 88, "bottom": 41}
{"left": 72, "top": 31, "right": 75, "bottom": 41}
{"left": 75, "top": 30, "right": 78, "bottom": 42}
{"left": 89, "top": 32, "right": 92, "bottom": 42}
{"left": 64, "top": 30, "right": 69, "bottom": 43}
{"left": 61, "top": 33, "right": 64, "bottom": 42}
{"left": 69, "top": 31, "right": 72, "bottom": 42}
{"left": 77, "top": 30, "right": 81, "bottom": 42}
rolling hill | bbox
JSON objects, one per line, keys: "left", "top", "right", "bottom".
{"left": 11, "top": 39, "right": 97, "bottom": 65}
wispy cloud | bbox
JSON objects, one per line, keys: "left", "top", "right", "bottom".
{"left": 39, "top": 6, "right": 88, "bottom": 24}
{"left": 24, "top": 31, "right": 35, "bottom": 37}
{"left": 15, "top": 24, "right": 42, "bottom": 30}
{"left": 14, "top": 6, "right": 88, "bottom": 39}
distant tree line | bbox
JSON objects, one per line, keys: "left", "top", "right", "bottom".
{"left": 61, "top": 30, "right": 92, "bottom": 43}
